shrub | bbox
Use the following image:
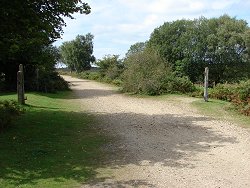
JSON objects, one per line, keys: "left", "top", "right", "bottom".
{"left": 36, "top": 71, "right": 69, "bottom": 93}
{"left": 232, "top": 80, "right": 250, "bottom": 116}
{"left": 112, "top": 79, "right": 123, "bottom": 86}
{"left": 237, "top": 80, "right": 250, "bottom": 101}
{"left": 95, "top": 55, "right": 124, "bottom": 80}
{"left": 122, "top": 48, "right": 168, "bottom": 95}
{"left": 196, "top": 80, "right": 250, "bottom": 116}
{"left": 88, "top": 72, "right": 101, "bottom": 80}
{"left": 189, "top": 86, "right": 203, "bottom": 97}
{"left": 0, "top": 100, "right": 24, "bottom": 131}
{"left": 25, "top": 67, "right": 69, "bottom": 93}
{"left": 77, "top": 72, "right": 89, "bottom": 79}
{"left": 161, "top": 75, "right": 196, "bottom": 94}
{"left": 122, "top": 48, "right": 195, "bottom": 95}
{"left": 209, "top": 84, "right": 236, "bottom": 101}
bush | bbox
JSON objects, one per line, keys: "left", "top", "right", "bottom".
{"left": 88, "top": 72, "right": 101, "bottom": 80}
{"left": 161, "top": 75, "right": 196, "bottom": 94}
{"left": 74, "top": 71, "right": 101, "bottom": 81}
{"left": 122, "top": 48, "right": 195, "bottom": 95}
{"left": 0, "top": 100, "right": 24, "bottom": 131}
{"left": 237, "top": 80, "right": 250, "bottom": 101}
{"left": 76, "top": 72, "right": 89, "bottom": 79}
{"left": 25, "top": 66, "right": 69, "bottom": 93}
{"left": 198, "top": 80, "right": 250, "bottom": 116}
{"left": 36, "top": 71, "right": 69, "bottom": 93}
{"left": 112, "top": 79, "right": 123, "bottom": 86}
{"left": 99, "top": 76, "right": 112, "bottom": 84}
{"left": 232, "top": 80, "right": 250, "bottom": 116}
{"left": 209, "top": 84, "right": 236, "bottom": 101}
{"left": 95, "top": 55, "right": 124, "bottom": 80}
{"left": 122, "top": 48, "right": 168, "bottom": 95}
{"left": 189, "top": 86, "right": 203, "bottom": 97}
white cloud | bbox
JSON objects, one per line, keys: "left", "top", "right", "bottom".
{"left": 211, "top": 0, "right": 238, "bottom": 10}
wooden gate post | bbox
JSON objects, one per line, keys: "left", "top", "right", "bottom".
{"left": 17, "top": 64, "right": 25, "bottom": 104}
{"left": 204, "top": 67, "right": 209, "bottom": 102}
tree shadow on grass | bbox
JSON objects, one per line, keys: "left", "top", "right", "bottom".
{"left": 24, "top": 104, "right": 61, "bottom": 110}
{"left": 0, "top": 110, "right": 107, "bottom": 187}
{"left": 0, "top": 108, "right": 238, "bottom": 187}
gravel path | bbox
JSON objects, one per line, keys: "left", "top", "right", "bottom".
{"left": 63, "top": 75, "right": 250, "bottom": 188}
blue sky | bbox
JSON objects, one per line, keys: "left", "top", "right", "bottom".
{"left": 54, "top": 0, "right": 250, "bottom": 60}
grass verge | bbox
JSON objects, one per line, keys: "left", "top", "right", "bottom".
{"left": 192, "top": 98, "right": 250, "bottom": 128}
{"left": 0, "top": 92, "right": 106, "bottom": 188}
{"left": 128, "top": 92, "right": 250, "bottom": 128}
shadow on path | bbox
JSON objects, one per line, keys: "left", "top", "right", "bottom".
{"left": 94, "top": 112, "right": 237, "bottom": 168}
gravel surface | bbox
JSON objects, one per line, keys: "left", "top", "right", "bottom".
{"left": 63, "top": 75, "right": 250, "bottom": 188}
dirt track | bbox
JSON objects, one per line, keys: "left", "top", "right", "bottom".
{"left": 63, "top": 75, "right": 250, "bottom": 188}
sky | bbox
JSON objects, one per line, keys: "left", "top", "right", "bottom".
{"left": 54, "top": 0, "right": 250, "bottom": 60}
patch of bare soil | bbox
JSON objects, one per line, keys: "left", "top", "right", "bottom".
{"left": 63, "top": 75, "right": 250, "bottom": 188}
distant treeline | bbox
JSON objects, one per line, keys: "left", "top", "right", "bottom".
{"left": 60, "top": 15, "right": 250, "bottom": 115}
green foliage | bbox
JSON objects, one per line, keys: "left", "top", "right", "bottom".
{"left": 122, "top": 48, "right": 166, "bottom": 95}
{"left": 161, "top": 76, "right": 196, "bottom": 94}
{"left": 204, "top": 80, "right": 250, "bottom": 116}
{"left": 60, "top": 34, "right": 95, "bottom": 72}
{"left": 148, "top": 15, "right": 250, "bottom": 83}
{"left": 0, "top": 100, "right": 24, "bottom": 131}
{"left": 96, "top": 55, "right": 124, "bottom": 80}
{"left": 122, "top": 48, "right": 195, "bottom": 95}
{"left": 21, "top": 45, "right": 69, "bottom": 92}
{"left": 125, "top": 42, "right": 147, "bottom": 58}
{"left": 189, "top": 86, "right": 204, "bottom": 98}
{"left": 192, "top": 99, "right": 250, "bottom": 128}
{"left": 112, "top": 79, "right": 123, "bottom": 86}
{"left": 209, "top": 84, "right": 236, "bottom": 101}
{"left": 86, "top": 71, "right": 102, "bottom": 80}
{"left": 0, "top": 0, "right": 90, "bottom": 60}
{"left": 74, "top": 71, "right": 101, "bottom": 81}
{"left": 228, "top": 81, "right": 250, "bottom": 116}
{"left": 36, "top": 71, "right": 69, "bottom": 93}
{"left": 0, "top": 0, "right": 90, "bottom": 90}
{"left": 237, "top": 80, "right": 250, "bottom": 101}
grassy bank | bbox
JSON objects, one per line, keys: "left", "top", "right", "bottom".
{"left": 192, "top": 98, "right": 250, "bottom": 128}
{"left": 132, "top": 93, "right": 250, "bottom": 128}
{"left": 0, "top": 92, "right": 106, "bottom": 188}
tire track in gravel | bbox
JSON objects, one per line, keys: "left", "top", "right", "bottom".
{"left": 63, "top": 75, "right": 250, "bottom": 188}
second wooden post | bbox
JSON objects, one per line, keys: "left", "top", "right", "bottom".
{"left": 17, "top": 64, "right": 25, "bottom": 104}
{"left": 204, "top": 67, "right": 209, "bottom": 102}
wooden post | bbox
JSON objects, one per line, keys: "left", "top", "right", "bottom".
{"left": 17, "top": 64, "right": 25, "bottom": 104}
{"left": 204, "top": 67, "right": 209, "bottom": 102}
{"left": 19, "top": 64, "right": 25, "bottom": 94}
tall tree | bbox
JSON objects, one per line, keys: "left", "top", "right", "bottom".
{"left": 205, "top": 15, "right": 250, "bottom": 83}
{"left": 0, "top": 0, "right": 90, "bottom": 89}
{"left": 60, "top": 34, "right": 95, "bottom": 72}
{"left": 148, "top": 15, "right": 250, "bottom": 83}
{"left": 125, "top": 42, "right": 147, "bottom": 58}
{"left": 96, "top": 55, "right": 124, "bottom": 79}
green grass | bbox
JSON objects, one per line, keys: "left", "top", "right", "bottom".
{"left": 0, "top": 92, "right": 106, "bottom": 188}
{"left": 192, "top": 98, "right": 250, "bottom": 128}
{"left": 129, "top": 92, "right": 250, "bottom": 128}
{"left": 127, "top": 92, "right": 250, "bottom": 128}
